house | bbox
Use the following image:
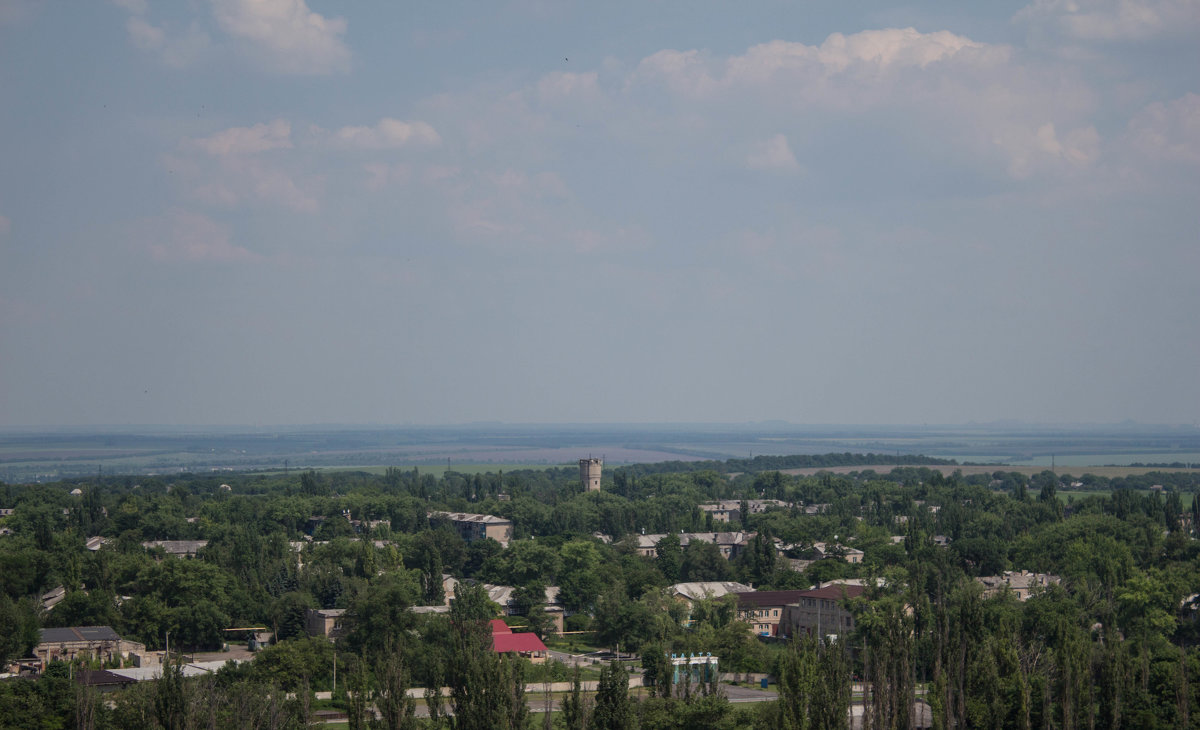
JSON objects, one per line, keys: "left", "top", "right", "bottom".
{"left": 976, "top": 571, "right": 1060, "bottom": 601}
{"left": 34, "top": 626, "right": 145, "bottom": 670}
{"left": 41, "top": 585, "right": 67, "bottom": 612}
{"left": 811, "top": 543, "right": 864, "bottom": 564}
{"left": 670, "top": 581, "right": 754, "bottom": 606}
{"left": 141, "top": 540, "right": 208, "bottom": 557}
{"left": 698, "top": 500, "right": 791, "bottom": 523}
{"left": 451, "top": 580, "right": 565, "bottom": 634}
{"left": 635, "top": 532, "right": 755, "bottom": 560}
{"left": 85, "top": 536, "right": 109, "bottom": 551}
{"left": 779, "top": 584, "right": 865, "bottom": 640}
{"left": 305, "top": 608, "right": 347, "bottom": 639}
{"left": 734, "top": 590, "right": 814, "bottom": 637}
{"left": 428, "top": 512, "right": 514, "bottom": 548}
{"left": 489, "top": 619, "right": 548, "bottom": 664}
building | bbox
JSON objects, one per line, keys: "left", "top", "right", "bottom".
{"left": 735, "top": 590, "right": 812, "bottom": 637}
{"left": 34, "top": 626, "right": 145, "bottom": 670}
{"left": 976, "top": 571, "right": 1060, "bottom": 601}
{"left": 635, "top": 531, "right": 754, "bottom": 560}
{"left": 812, "top": 542, "right": 864, "bottom": 564}
{"left": 490, "top": 619, "right": 548, "bottom": 663}
{"left": 429, "top": 512, "right": 514, "bottom": 548}
{"left": 305, "top": 608, "right": 347, "bottom": 639}
{"left": 698, "top": 500, "right": 791, "bottom": 523}
{"left": 670, "top": 581, "right": 754, "bottom": 606}
{"left": 141, "top": 540, "right": 208, "bottom": 557}
{"left": 735, "top": 584, "right": 866, "bottom": 638}
{"left": 779, "top": 584, "right": 865, "bottom": 639}
{"left": 579, "top": 458, "right": 603, "bottom": 492}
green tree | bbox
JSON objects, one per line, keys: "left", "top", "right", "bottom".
{"left": 592, "top": 661, "right": 634, "bottom": 730}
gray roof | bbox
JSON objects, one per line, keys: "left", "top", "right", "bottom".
{"left": 39, "top": 626, "right": 122, "bottom": 644}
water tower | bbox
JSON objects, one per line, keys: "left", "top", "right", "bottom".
{"left": 579, "top": 457, "right": 602, "bottom": 491}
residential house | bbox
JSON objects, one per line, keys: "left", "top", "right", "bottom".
{"left": 812, "top": 542, "right": 864, "bottom": 564}
{"left": 698, "top": 500, "right": 791, "bottom": 523}
{"left": 141, "top": 540, "right": 208, "bottom": 557}
{"left": 489, "top": 619, "right": 548, "bottom": 664}
{"left": 634, "top": 531, "right": 754, "bottom": 560}
{"left": 976, "top": 571, "right": 1060, "bottom": 601}
{"left": 429, "top": 511, "right": 514, "bottom": 548}
{"left": 305, "top": 608, "right": 347, "bottom": 639}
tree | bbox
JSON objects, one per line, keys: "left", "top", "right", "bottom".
{"left": 372, "top": 639, "right": 418, "bottom": 730}
{"left": 681, "top": 540, "right": 729, "bottom": 582}
{"left": 592, "top": 661, "right": 634, "bottom": 730}
{"left": 445, "top": 582, "right": 525, "bottom": 730}
{"left": 562, "top": 666, "right": 591, "bottom": 730}
{"left": 656, "top": 533, "right": 683, "bottom": 583}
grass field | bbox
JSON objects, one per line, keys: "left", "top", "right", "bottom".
{"left": 782, "top": 464, "right": 1200, "bottom": 479}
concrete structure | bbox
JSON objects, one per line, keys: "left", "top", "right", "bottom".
{"left": 670, "top": 581, "right": 754, "bottom": 605}
{"left": 34, "top": 626, "right": 145, "bottom": 670}
{"left": 779, "top": 584, "right": 865, "bottom": 639}
{"left": 579, "top": 458, "right": 603, "bottom": 491}
{"left": 635, "top": 531, "right": 754, "bottom": 559}
{"left": 305, "top": 608, "right": 347, "bottom": 639}
{"left": 141, "top": 540, "right": 208, "bottom": 557}
{"left": 698, "top": 499, "right": 791, "bottom": 523}
{"left": 736, "top": 584, "right": 865, "bottom": 639}
{"left": 812, "top": 542, "right": 864, "bottom": 564}
{"left": 734, "top": 590, "right": 813, "bottom": 637}
{"left": 976, "top": 571, "right": 1060, "bottom": 601}
{"left": 429, "top": 511, "right": 514, "bottom": 547}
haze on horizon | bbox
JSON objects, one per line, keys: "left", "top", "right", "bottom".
{"left": 1, "top": 1, "right": 1197, "bottom": 429}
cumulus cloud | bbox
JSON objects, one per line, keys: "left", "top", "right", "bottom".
{"left": 141, "top": 209, "right": 262, "bottom": 264}
{"left": 1127, "top": 93, "right": 1200, "bottom": 164}
{"left": 746, "top": 134, "right": 799, "bottom": 171}
{"left": 210, "top": 0, "right": 350, "bottom": 75}
{"left": 632, "top": 28, "right": 1005, "bottom": 102}
{"left": 331, "top": 119, "right": 441, "bottom": 150}
{"left": 180, "top": 120, "right": 318, "bottom": 212}
{"left": 1016, "top": 0, "right": 1200, "bottom": 41}
{"left": 115, "top": 2, "right": 211, "bottom": 68}
{"left": 192, "top": 119, "right": 294, "bottom": 157}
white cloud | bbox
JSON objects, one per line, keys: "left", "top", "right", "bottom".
{"left": 141, "top": 209, "right": 261, "bottom": 264}
{"left": 124, "top": 17, "right": 210, "bottom": 68}
{"left": 180, "top": 120, "right": 318, "bottom": 212}
{"left": 210, "top": 0, "right": 350, "bottom": 75}
{"left": 192, "top": 119, "right": 293, "bottom": 157}
{"left": 1016, "top": 0, "right": 1200, "bottom": 41}
{"left": 331, "top": 119, "right": 441, "bottom": 150}
{"left": 1127, "top": 93, "right": 1200, "bottom": 164}
{"left": 746, "top": 134, "right": 798, "bottom": 171}
{"left": 1000, "top": 122, "right": 1101, "bottom": 178}
{"left": 633, "top": 29, "right": 1006, "bottom": 102}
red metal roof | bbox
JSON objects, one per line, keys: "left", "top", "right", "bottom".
{"left": 490, "top": 619, "right": 512, "bottom": 634}
{"left": 492, "top": 632, "right": 547, "bottom": 654}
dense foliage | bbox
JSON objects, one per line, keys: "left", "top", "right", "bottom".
{"left": 0, "top": 458, "right": 1198, "bottom": 728}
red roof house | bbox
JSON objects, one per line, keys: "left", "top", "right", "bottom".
{"left": 489, "top": 619, "right": 547, "bottom": 663}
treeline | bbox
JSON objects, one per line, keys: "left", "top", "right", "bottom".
{"left": 1, "top": 456, "right": 1199, "bottom": 728}
{"left": 615, "top": 452, "right": 957, "bottom": 478}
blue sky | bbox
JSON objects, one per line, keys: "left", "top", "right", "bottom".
{"left": 1, "top": 0, "right": 1197, "bottom": 427}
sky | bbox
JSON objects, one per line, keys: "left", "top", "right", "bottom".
{"left": 0, "top": 0, "right": 1197, "bottom": 428}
